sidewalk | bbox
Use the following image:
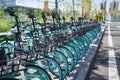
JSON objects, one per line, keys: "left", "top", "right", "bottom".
{"left": 87, "top": 26, "right": 108, "bottom": 80}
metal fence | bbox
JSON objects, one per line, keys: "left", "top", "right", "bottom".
{"left": 106, "top": 16, "right": 120, "bottom": 21}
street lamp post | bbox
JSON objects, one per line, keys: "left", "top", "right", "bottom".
{"left": 72, "top": 0, "right": 75, "bottom": 19}
{"left": 103, "top": 0, "right": 107, "bottom": 21}
{"left": 55, "top": 0, "right": 64, "bottom": 16}
{"left": 55, "top": 0, "right": 58, "bottom": 15}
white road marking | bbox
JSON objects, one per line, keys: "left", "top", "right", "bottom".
{"left": 116, "top": 26, "right": 120, "bottom": 28}
{"left": 108, "top": 25, "right": 120, "bottom": 80}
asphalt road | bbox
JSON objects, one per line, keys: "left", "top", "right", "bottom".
{"left": 88, "top": 22, "right": 120, "bottom": 80}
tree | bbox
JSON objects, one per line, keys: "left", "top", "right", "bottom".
{"left": 95, "top": 12, "right": 103, "bottom": 21}
{"left": 82, "top": 0, "right": 92, "bottom": 17}
{"left": 76, "top": 0, "right": 92, "bottom": 17}
{"left": 111, "top": 10, "right": 118, "bottom": 18}
{"left": 60, "top": 1, "right": 72, "bottom": 20}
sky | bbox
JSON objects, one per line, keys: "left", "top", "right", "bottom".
{"left": 0, "top": 0, "right": 120, "bottom": 11}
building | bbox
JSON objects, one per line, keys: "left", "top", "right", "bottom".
{"left": 100, "top": 1, "right": 106, "bottom": 11}
{"left": 109, "top": 0, "right": 119, "bottom": 13}
{"left": 106, "top": 0, "right": 120, "bottom": 21}
{"left": 43, "top": 0, "right": 50, "bottom": 11}
{"left": 99, "top": 1, "right": 107, "bottom": 21}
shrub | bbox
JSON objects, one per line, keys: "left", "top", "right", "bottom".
{"left": 0, "top": 17, "right": 14, "bottom": 33}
